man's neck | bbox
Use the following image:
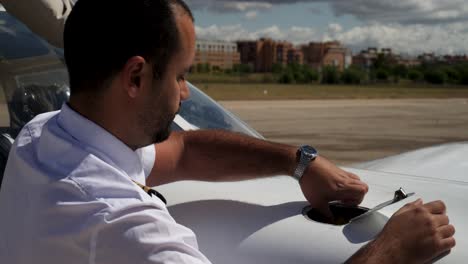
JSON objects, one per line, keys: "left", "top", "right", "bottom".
{"left": 68, "top": 95, "right": 139, "bottom": 150}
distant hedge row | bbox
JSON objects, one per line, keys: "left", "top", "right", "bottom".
{"left": 192, "top": 59, "right": 468, "bottom": 85}
{"left": 276, "top": 62, "right": 468, "bottom": 85}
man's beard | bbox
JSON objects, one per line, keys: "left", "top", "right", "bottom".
{"left": 139, "top": 102, "right": 180, "bottom": 145}
{"left": 150, "top": 111, "right": 176, "bottom": 144}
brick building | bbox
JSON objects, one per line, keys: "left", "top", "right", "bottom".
{"left": 237, "top": 38, "right": 303, "bottom": 72}
{"left": 301, "top": 41, "right": 351, "bottom": 71}
{"left": 396, "top": 56, "right": 421, "bottom": 67}
{"left": 354, "top": 47, "right": 423, "bottom": 68}
{"left": 441, "top": 55, "right": 468, "bottom": 64}
{"left": 194, "top": 39, "right": 240, "bottom": 70}
{"left": 353, "top": 47, "right": 384, "bottom": 69}
{"left": 417, "top": 53, "right": 436, "bottom": 63}
{"left": 236, "top": 40, "right": 259, "bottom": 70}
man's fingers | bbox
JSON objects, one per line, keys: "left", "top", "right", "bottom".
{"left": 347, "top": 173, "right": 361, "bottom": 181}
{"left": 438, "top": 237, "right": 456, "bottom": 253}
{"left": 341, "top": 173, "right": 366, "bottom": 188}
{"left": 438, "top": 224, "right": 456, "bottom": 239}
{"left": 412, "top": 198, "right": 423, "bottom": 205}
{"left": 433, "top": 214, "right": 450, "bottom": 227}
{"left": 341, "top": 198, "right": 362, "bottom": 206}
{"left": 336, "top": 184, "right": 367, "bottom": 205}
{"left": 393, "top": 198, "right": 423, "bottom": 216}
{"left": 424, "top": 200, "right": 447, "bottom": 214}
{"left": 348, "top": 179, "right": 369, "bottom": 193}
{"left": 314, "top": 202, "right": 334, "bottom": 221}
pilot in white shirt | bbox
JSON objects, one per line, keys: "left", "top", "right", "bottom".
{"left": 0, "top": 0, "right": 449, "bottom": 263}
{"left": 0, "top": 104, "right": 211, "bottom": 264}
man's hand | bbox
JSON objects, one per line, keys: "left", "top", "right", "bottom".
{"left": 299, "top": 156, "right": 369, "bottom": 216}
{"left": 347, "top": 199, "right": 456, "bottom": 263}
{"left": 378, "top": 199, "right": 456, "bottom": 263}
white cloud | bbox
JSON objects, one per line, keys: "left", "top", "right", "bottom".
{"left": 330, "top": 0, "right": 468, "bottom": 24}
{"left": 333, "top": 22, "right": 468, "bottom": 55}
{"left": 326, "top": 23, "right": 342, "bottom": 39}
{"left": 190, "top": 0, "right": 468, "bottom": 55}
{"left": 195, "top": 24, "right": 251, "bottom": 41}
{"left": 196, "top": 24, "right": 319, "bottom": 44}
{"left": 186, "top": 0, "right": 272, "bottom": 13}
{"left": 187, "top": 0, "right": 468, "bottom": 25}
{"left": 223, "top": 2, "right": 272, "bottom": 12}
{"left": 195, "top": 22, "right": 468, "bottom": 55}
{"left": 254, "top": 26, "right": 284, "bottom": 39}
{"left": 286, "top": 26, "right": 319, "bottom": 44}
{"left": 245, "top": 11, "right": 258, "bottom": 20}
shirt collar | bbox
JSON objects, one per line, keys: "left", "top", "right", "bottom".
{"left": 57, "top": 103, "right": 144, "bottom": 180}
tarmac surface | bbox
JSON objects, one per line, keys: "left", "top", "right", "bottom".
{"left": 220, "top": 98, "right": 468, "bottom": 166}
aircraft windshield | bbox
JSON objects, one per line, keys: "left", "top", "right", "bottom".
{"left": 0, "top": 12, "right": 50, "bottom": 60}
{"left": 0, "top": 10, "right": 261, "bottom": 140}
{"left": 177, "top": 83, "right": 263, "bottom": 139}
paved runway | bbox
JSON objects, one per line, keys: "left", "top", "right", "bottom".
{"left": 221, "top": 98, "right": 468, "bottom": 165}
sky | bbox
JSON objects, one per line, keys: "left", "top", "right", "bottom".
{"left": 185, "top": 0, "right": 468, "bottom": 56}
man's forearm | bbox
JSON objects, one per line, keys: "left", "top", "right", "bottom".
{"left": 149, "top": 130, "right": 298, "bottom": 185}
{"left": 345, "top": 237, "right": 398, "bottom": 264}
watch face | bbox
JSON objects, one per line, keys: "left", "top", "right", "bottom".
{"left": 301, "top": 145, "right": 318, "bottom": 158}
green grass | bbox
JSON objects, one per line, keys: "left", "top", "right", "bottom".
{"left": 188, "top": 73, "right": 271, "bottom": 84}
{"left": 190, "top": 83, "right": 468, "bottom": 100}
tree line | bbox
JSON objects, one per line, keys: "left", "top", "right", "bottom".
{"left": 192, "top": 57, "right": 468, "bottom": 85}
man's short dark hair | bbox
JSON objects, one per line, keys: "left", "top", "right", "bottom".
{"left": 64, "top": 0, "right": 193, "bottom": 95}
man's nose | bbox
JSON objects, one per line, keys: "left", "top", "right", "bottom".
{"left": 180, "top": 81, "right": 190, "bottom": 101}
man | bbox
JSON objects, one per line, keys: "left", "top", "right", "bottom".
{"left": 0, "top": 0, "right": 455, "bottom": 263}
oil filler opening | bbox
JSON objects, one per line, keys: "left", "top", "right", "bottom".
{"left": 303, "top": 202, "right": 369, "bottom": 226}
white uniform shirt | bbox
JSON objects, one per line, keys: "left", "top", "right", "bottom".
{"left": 0, "top": 104, "right": 211, "bottom": 264}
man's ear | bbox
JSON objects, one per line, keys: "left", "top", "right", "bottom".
{"left": 122, "top": 56, "right": 146, "bottom": 98}
{"left": 132, "top": 75, "right": 141, "bottom": 87}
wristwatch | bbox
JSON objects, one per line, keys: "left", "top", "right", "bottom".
{"left": 293, "top": 145, "right": 318, "bottom": 181}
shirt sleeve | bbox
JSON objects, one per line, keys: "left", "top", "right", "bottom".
{"left": 136, "top": 144, "right": 156, "bottom": 179}
{"left": 92, "top": 201, "right": 212, "bottom": 264}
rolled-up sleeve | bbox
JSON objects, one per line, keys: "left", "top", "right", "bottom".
{"left": 136, "top": 145, "right": 156, "bottom": 179}
{"left": 92, "top": 201, "right": 212, "bottom": 264}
